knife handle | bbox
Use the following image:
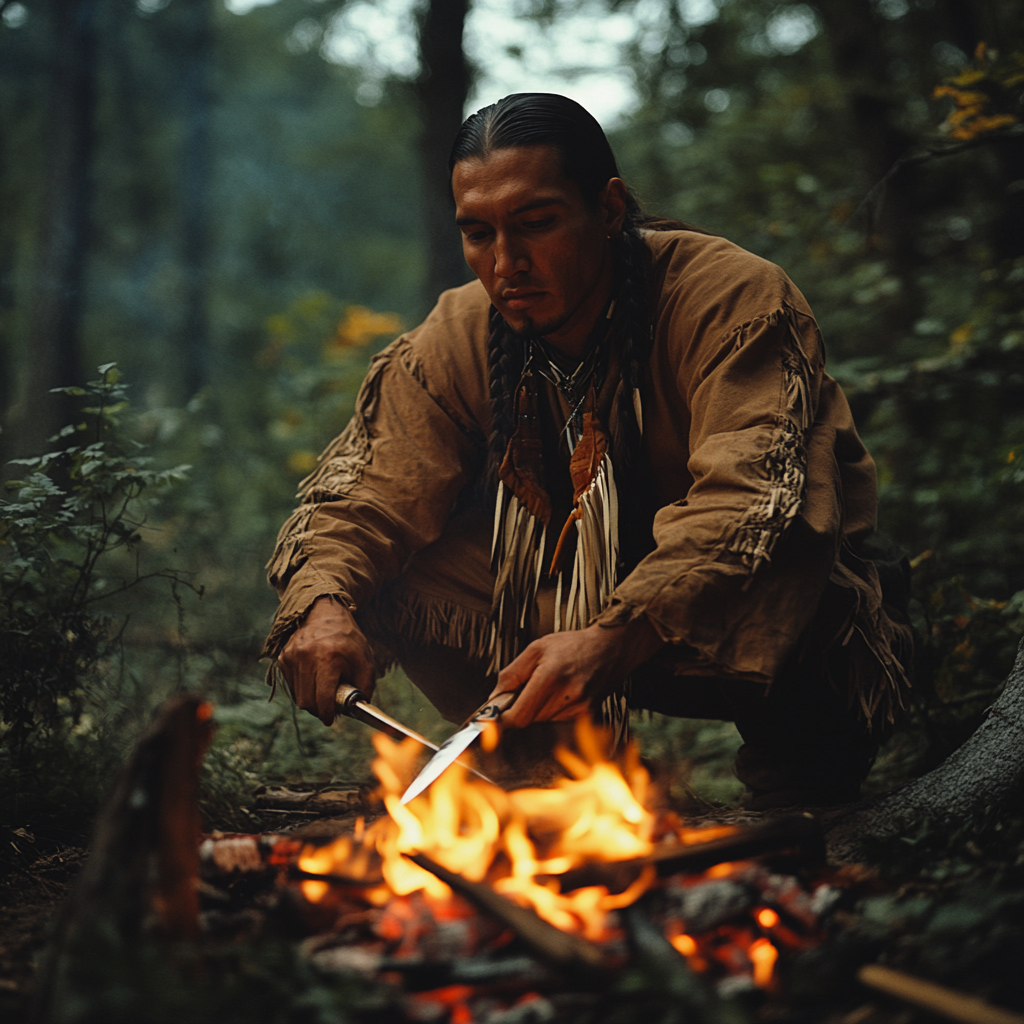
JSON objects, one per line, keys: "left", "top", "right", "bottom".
{"left": 335, "top": 683, "right": 365, "bottom": 713}
{"left": 466, "top": 689, "right": 518, "bottom": 725}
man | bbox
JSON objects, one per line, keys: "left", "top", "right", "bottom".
{"left": 263, "top": 93, "right": 912, "bottom": 806}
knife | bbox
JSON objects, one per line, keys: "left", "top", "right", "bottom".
{"left": 335, "top": 683, "right": 497, "bottom": 787}
{"left": 400, "top": 690, "right": 518, "bottom": 804}
{"left": 335, "top": 683, "right": 442, "bottom": 748}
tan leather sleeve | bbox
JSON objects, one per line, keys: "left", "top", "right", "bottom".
{"left": 261, "top": 285, "right": 491, "bottom": 659}
{"left": 596, "top": 303, "right": 860, "bottom": 683}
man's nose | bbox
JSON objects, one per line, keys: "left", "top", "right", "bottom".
{"left": 493, "top": 232, "right": 529, "bottom": 278}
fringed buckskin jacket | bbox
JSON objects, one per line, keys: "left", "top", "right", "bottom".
{"left": 263, "top": 229, "right": 911, "bottom": 729}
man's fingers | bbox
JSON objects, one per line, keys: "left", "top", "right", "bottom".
{"left": 499, "top": 662, "right": 563, "bottom": 728}
{"left": 494, "top": 644, "right": 542, "bottom": 695}
{"left": 352, "top": 654, "right": 376, "bottom": 701}
{"left": 316, "top": 666, "right": 338, "bottom": 726}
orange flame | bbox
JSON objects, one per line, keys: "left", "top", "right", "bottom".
{"left": 298, "top": 719, "right": 725, "bottom": 940}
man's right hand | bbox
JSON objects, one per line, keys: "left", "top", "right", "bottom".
{"left": 277, "top": 596, "right": 376, "bottom": 725}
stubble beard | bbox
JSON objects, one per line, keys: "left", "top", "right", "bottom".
{"left": 508, "top": 308, "right": 573, "bottom": 340}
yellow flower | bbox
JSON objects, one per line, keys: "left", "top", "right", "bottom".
{"left": 326, "top": 306, "right": 403, "bottom": 354}
{"left": 949, "top": 322, "right": 974, "bottom": 346}
{"left": 287, "top": 450, "right": 319, "bottom": 475}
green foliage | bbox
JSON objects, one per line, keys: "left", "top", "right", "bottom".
{"left": 0, "top": 365, "right": 191, "bottom": 749}
{"left": 257, "top": 291, "right": 403, "bottom": 478}
{"left": 847, "top": 804, "right": 1024, "bottom": 1009}
{"left": 0, "top": 365, "right": 194, "bottom": 840}
{"left": 837, "top": 253, "right": 1024, "bottom": 775}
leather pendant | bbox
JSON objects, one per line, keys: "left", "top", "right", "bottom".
{"left": 497, "top": 372, "right": 551, "bottom": 524}
{"left": 549, "top": 387, "right": 609, "bottom": 576}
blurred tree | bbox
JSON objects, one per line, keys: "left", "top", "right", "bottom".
{"left": 813, "top": 0, "right": 919, "bottom": 315}
{"left": 6, "top": 0, "right": 98, "bottom": 460}
{"left": 171, "top": 0, "right": 215, "bottom": 399}
{"left": 415, "top": 0, "right": 474, "bottom": 305}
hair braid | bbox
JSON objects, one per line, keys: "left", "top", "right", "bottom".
{"left": 485, "top": 306, "right": 523, "bottom": 493}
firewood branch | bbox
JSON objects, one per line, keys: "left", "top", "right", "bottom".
{"left": 406, "top": 852, "right": 607, "bottom": 977}
{"left": 859, "top": 964, "right": 1024, "bottom": 1024}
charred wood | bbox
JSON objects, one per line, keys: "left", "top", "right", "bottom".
{"left": 407, "top": 852, "right": 608, "bottom": 978}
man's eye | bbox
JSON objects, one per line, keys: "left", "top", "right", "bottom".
{"left": 463, "top": 229, "right": 491, "bottom": 243}
{"left": 523, "top": 216, "right": 555, "bottom": 229}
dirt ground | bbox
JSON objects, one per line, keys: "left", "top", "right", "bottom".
{"left": 0, "top": 844, "right": 87, "bottom": 1024}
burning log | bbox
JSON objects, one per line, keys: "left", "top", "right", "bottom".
{"left": 554, "top": 813, "right": 824, "bottom": 893}
{"left": 858, "top": 964, "right": 1024, "bottom": 1024}
{"left": 406, "top": 851, "right": 608, "bottom": 977}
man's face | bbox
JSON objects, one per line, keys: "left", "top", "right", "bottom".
{"left": 452, "top": 145, "right": 626, "bottom": 357}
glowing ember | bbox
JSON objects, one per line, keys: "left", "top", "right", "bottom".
{"left": 757, "top": 907, "right": 780, "bottom": 928}
{"left": 749, "top": 937, "right": 779, "bottom": 987}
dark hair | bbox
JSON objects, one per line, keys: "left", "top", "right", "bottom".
{"left": 449, "top": 93, "right": 652, "bottom": 488}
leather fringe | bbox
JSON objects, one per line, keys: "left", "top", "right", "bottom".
{"left": 378, "top": 590, "right": 493, "bottom": 666}
{"left": 488, "top": 449, "right": 628, "bottom": 746}
{"left": 488, "top": 481, "right": 548, "bottom": 674}
{"left": 728, "top": 318, "right": 814, "bottom": 574}
{"left": 553, "top": 454, "right": 620, "bottom": 634}
{"left": 824, "top": 550, "right": 915, "bottom": 732}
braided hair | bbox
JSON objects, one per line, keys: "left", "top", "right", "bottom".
{"left": 449, "top": 93, "right": 654, "bottom": 488}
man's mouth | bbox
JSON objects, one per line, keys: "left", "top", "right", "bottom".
{"left": 501, "top": 290, "right": 545, "bottom": 312}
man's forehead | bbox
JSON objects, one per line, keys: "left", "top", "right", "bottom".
{"left": 452, "top": 146, "right": 581, "bottom": 215}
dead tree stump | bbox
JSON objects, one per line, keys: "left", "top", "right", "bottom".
{"left": 33, "top": 695, "right": 213, "bottom": 1021}
{"left": 825, "top": 637, "right": 1024, "bottom": 862}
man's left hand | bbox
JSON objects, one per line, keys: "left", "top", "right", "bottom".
{"left": 489, "top": 616, "right": 664, "bottom": 728}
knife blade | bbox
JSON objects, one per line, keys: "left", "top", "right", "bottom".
{"left": 335, "top": 683, "right": 441, "bottom": 749}
{"left": 400, "top": 690, "right": 518, "bottom": 804}
{"left": 335, "top": 684, "right": 497, "bottom": 787}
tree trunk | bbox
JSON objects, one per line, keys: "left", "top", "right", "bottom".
{"left": 825, "top": 638, "right": 1024, "bottom": 863}
{"left": 175, "top": 0, "right": 214, "bottom": 399}
{"left": 6, "top": 0, "right": 97, "bottom": 460}
{"left": 814, "top": 0, "right": 920, "bottom": 326}
{"left": 415, "top": 0, "right": 473, "bottom": 310}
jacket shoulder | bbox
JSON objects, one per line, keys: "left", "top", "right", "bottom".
{"left": 381, "top": 277, "right": 492, "bottom": 436}
{"left": 646, "top": 229, "right": 813, "bottom": 328}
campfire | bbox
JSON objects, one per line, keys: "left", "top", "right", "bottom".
{"left": 35, "top": 694, "right": 1024, "bottom": 1024}
{"left": 40, "top": 697, "right": 845, "bottom": 1023}
{"left": 200, "top": 717, "right": 834, "bottom": 1018}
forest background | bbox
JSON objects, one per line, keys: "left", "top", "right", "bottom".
{"left": 1, "top": 0, "right": 1023, "bottom": 856}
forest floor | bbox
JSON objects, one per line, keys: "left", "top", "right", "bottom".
{"left": 0, "top": 842, "right": 87, "bottom": 1023}
{"left": 2, "top": 709, "right": 1023, "bottom": 1024}
{"left": 2, "top": 796, "right": 1024, "bottom": 1024}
